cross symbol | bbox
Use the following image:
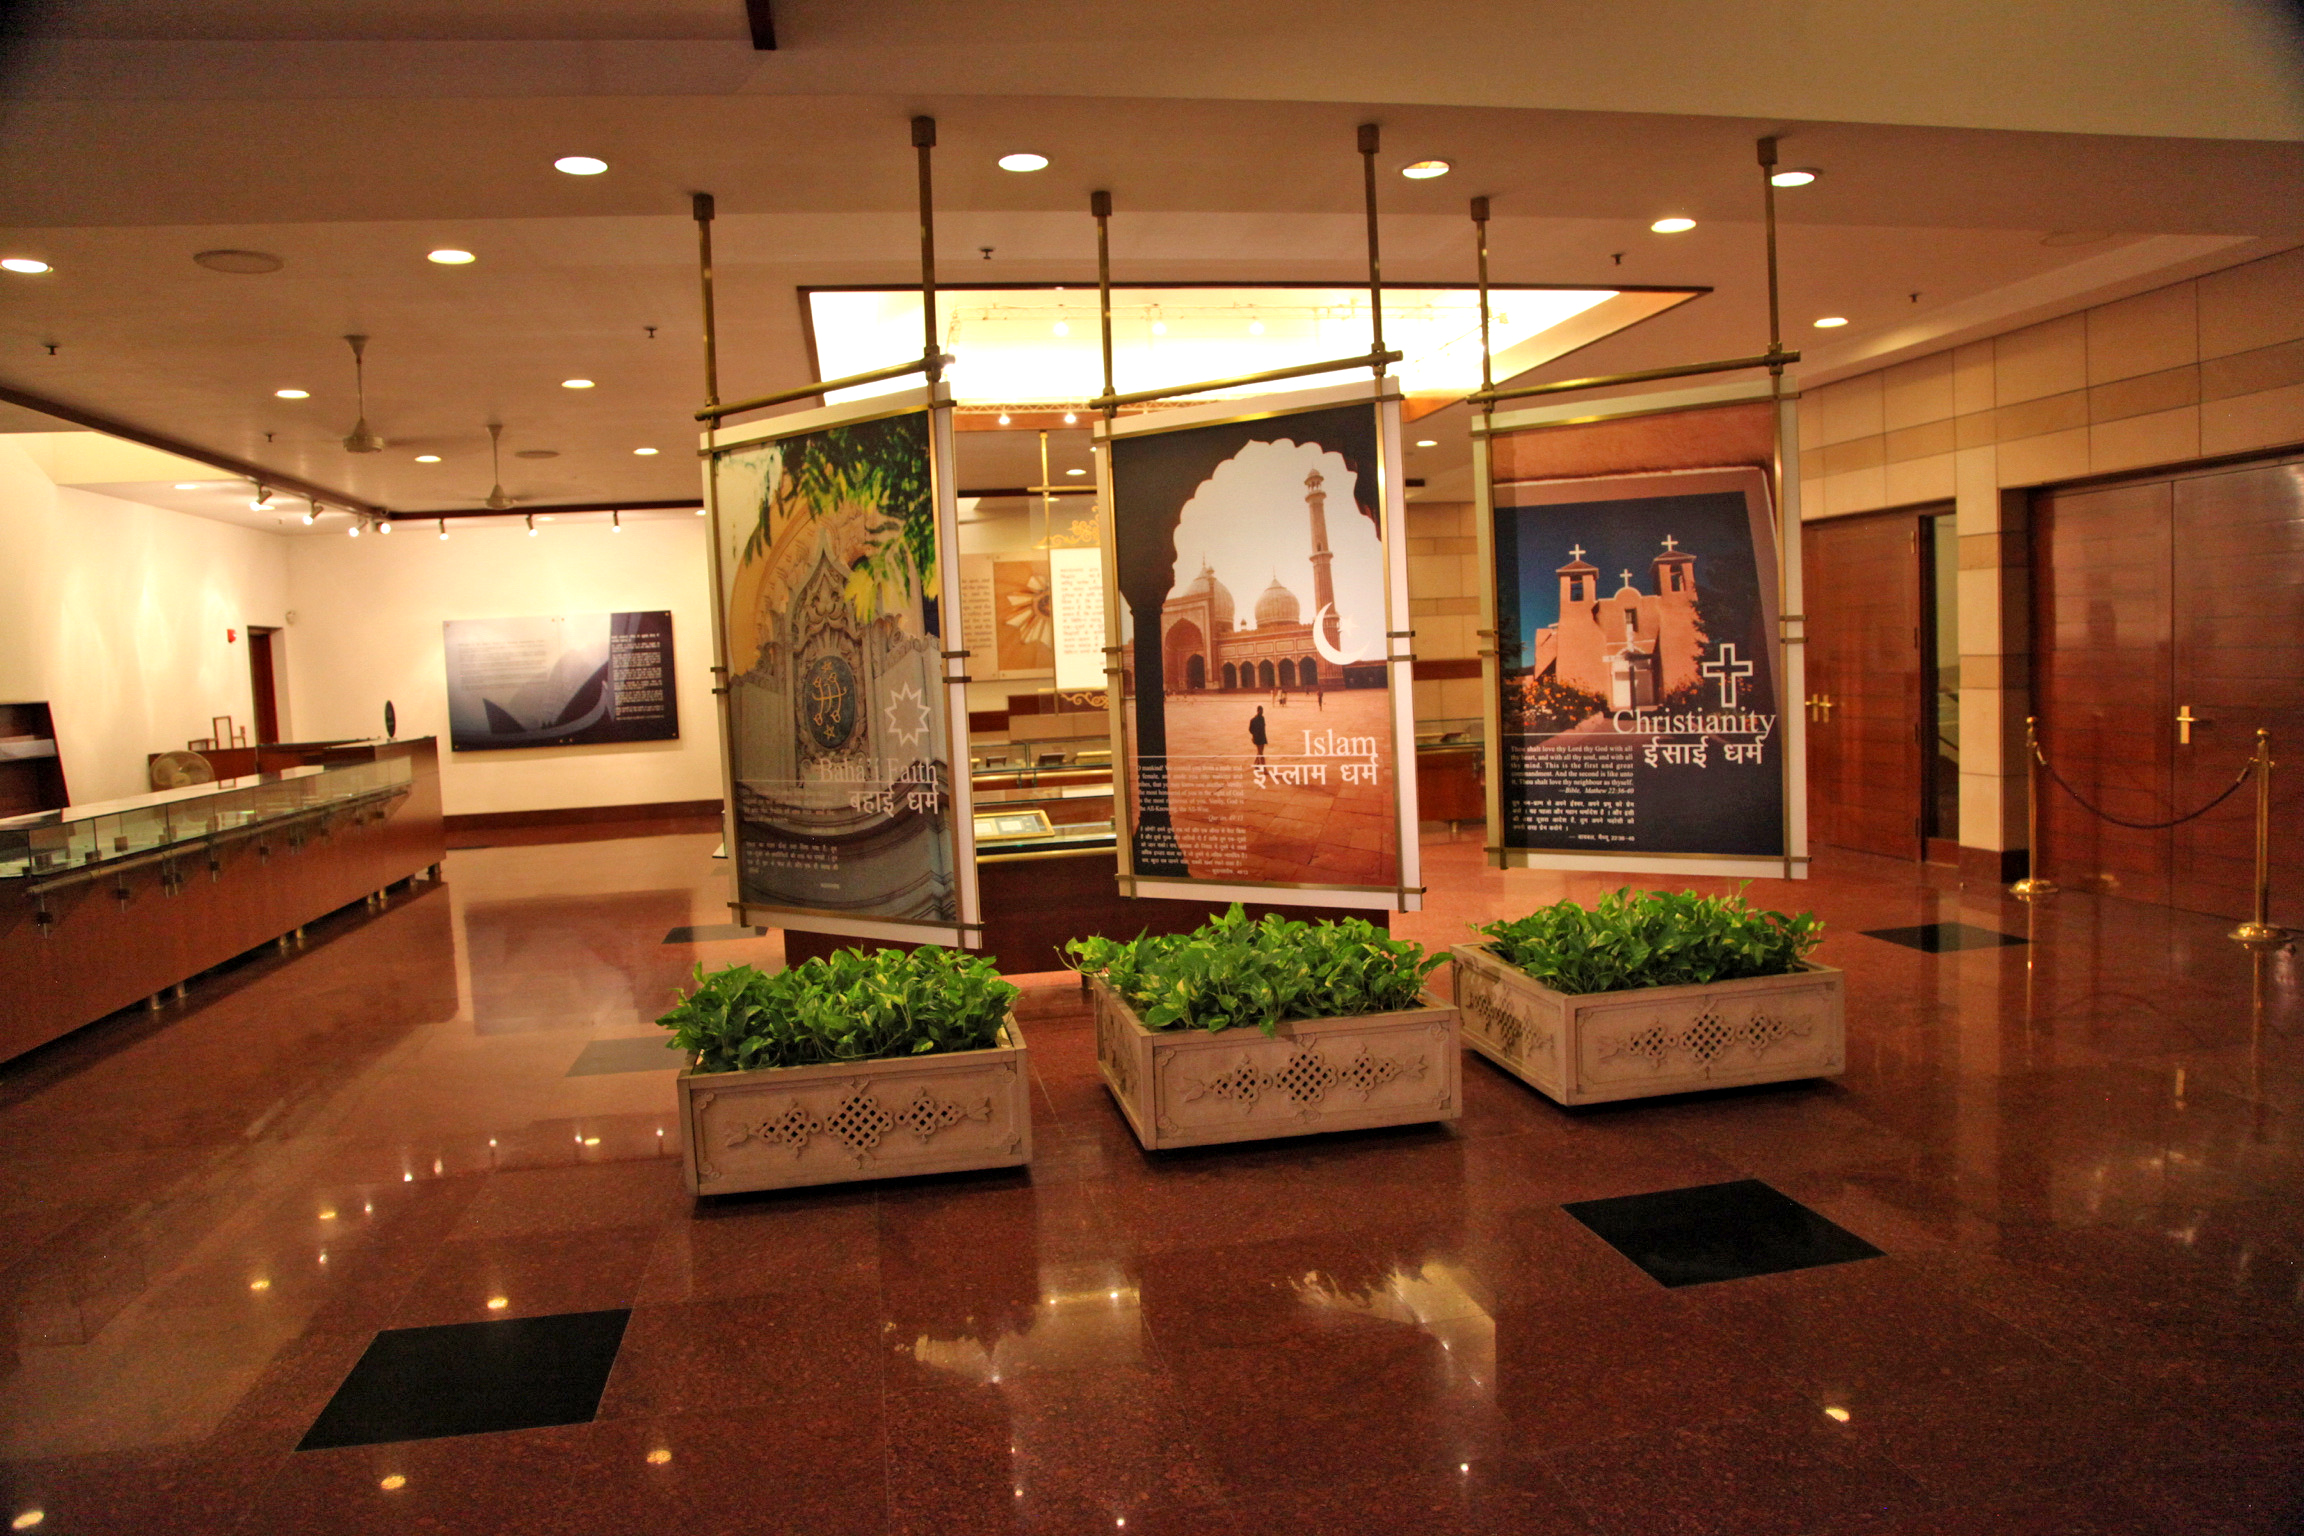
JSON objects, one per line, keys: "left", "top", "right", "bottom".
{"left": 1700, "top": 643, "right": 1756, "bottom": 707}
{"left": 1661, "top": 535, "right": 1679, "bottom": 552}
{"left": 1567, "top": 545, "right": 1586, "bottom": 562}
{"left": 1620, "top": 569, "right": 1633, "bottom": 584}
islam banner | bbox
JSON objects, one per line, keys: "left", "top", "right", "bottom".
{"left": 1098, "top": 379, "right": 1421, "bottom": 911}
{"left": 1474, "top": 378, "right": 1809, "bottom": 880}
{"left": 700, "top": 384, "right": 980, "bottom": 946}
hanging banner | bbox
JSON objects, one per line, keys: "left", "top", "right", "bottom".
{"left": 701, "top": 385, "right": 979, "bottom": 946}
{"left": 1474, "top": 378, "right": 1807, "bottom": 880}
{"left": 1047, "top": 545, "right": 1107, "bottom": 692}
{"left": 442, "top": 610, "right": 678, "bottom": 751}
{"left": 1098, "top": 379, "right": 1420, "bottom": 911}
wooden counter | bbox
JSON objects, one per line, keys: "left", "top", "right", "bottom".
{"left": 0, "top": 738, "right": 445, "bottom": 1062}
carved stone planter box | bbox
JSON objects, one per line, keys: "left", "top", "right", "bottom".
{"left": 1450, "top": 945, "right": 1843, "bottom": 1106}
{"left": 1090, "top": 976, "right": 1460, "bottom": 1150}
{"left": 674, "top": 1020, "right": 1031, "bottom": 1195}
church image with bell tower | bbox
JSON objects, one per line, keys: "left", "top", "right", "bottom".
{"left": 1529, "top": 536, "right": 1705, "bottom": 710}
{"left": 1159, "top": 468, "right": 1373, "bottom": 693}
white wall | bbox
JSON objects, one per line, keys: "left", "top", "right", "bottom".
{"left": 283, "top": 515, "right": 723, "bottom": 818}
{"left": 0, "top": 437, "right": 290, "bottom": 806}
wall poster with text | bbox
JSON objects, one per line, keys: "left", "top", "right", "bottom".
{"left": 1099, "top": 380, "right": 1420, "bottom": 911}
{"left": 1476, "top": 382, "right": 1807, "bottom": 879}
{"left": 702, "top": 385, "right": 979, "bottom": 946}
{"left": 443, "top": 610, "right": 677, "bottom": 751}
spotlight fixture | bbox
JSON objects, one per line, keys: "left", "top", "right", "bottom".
{"left": 341, "top": 335, "right": 383, "bottom": 452}
{"left": 299, "top": 505, "right": 314, "bottom": 524}
{"left": 2, "top": 257, "right": 52, "bottom": 274}
{"left": 1650, "top": 217, "right": 1696, "bottom": 234}
{"left": 437, "top": 518, "right": 448, "bottom": 540}
{"left": 426, "top": 249, "right": 476, "bottom": 265}
{"left": 1062, "top": 411, "right": 1077, "bottom": 425}
{"left": 1813, "top": 315, "right": 1849, "bottom": 328}
{"left": 347, "top": 522, "right": 360, "bottom": 538}
{"left": 250, "top": 486, "right": 274, "bottom": 512}
{"left": 554, "top": 156, "right": 608, "bottom": 176}
{"left": 996, "top": 413, "right": 1011, "bottom": 426}
{"left": 377, "top": 517, "right": 392, "bottom": 534}
{"left": 997, "top": 153, "right": 1049, "bottom": 172}
{"left": 561, "top": 378, "right": 595, "bottom": 390}
{"left": 1770, "top": 168, "right": 1819, "bottom": 188}
{"left": 274, "top": 388, "right": 309, "bottom": 399}
{"left": 611, "top": 511, "right": 623, "bottom": 532}
{"left": 415, "top": 454, "right": 441, "bottom": 463}
{"left": 1415, "top": 439, "right": 1437, "bottom": 447}
{"left": 633, "top": 446, "right": 659, "bottom": 456}
{"left": 1248, "top": 319, "right": 1265, "bottom": 335}
{"left": 1051, "top": 321, "right": 1069, "bottom": 337}
{"left": 1400, "top": 160, "right": 1451, "bottom": 180}
{"left": 526, "top": 513, "right": 537, "bottom": 537}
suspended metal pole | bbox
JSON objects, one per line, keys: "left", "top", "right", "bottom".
{"left": 1093, "top": 190, "right": 1116, "bottom": 419}
{"left": 1359, "top": 123, "right": 1386, "bottom": 376}
{"left": 692, "top": 192, "right": 720, "bottom": 411}
{"left": 1471, "top": 195, "right": 1493, "bottom": 397}
{"left": 913, "top": 117, "right": 942, "bottom": 383}
{"left": 1758, "top": 136, "right": 1784, "bottom": 376}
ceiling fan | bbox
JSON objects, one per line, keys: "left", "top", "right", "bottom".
{"left": 340, "top": 334, "right": 384, "bottom": 453}
{"left": 469, "top": 422, "right": 518, "bottom": 509}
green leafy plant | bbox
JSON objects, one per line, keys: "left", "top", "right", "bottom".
{"left": 1477, "top": 887, "right": 1822, "bottom": 995}
{"left": 742, "top": 413, "right": 938, "bottom": 622}
{"left": 658, "top": 946, "right": 1018, "bottom": 1074}
{"left": 1066, "top": 904, "right": 1443, "bottom": 1035}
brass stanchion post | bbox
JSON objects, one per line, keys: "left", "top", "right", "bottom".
{"left": 2011, "top": 716, "right": 2057, "bottom": 900}
{"left": 2231, "top": 729, "right": 2287, "bottom": 950}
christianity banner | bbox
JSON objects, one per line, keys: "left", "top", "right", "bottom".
{"left": 1099, "top": 380, "right": 1420, "bottom": 910}
{"left": 443, "top": 610, "right": 677, "bottom": 752}
{"left": 702, "top": 387, "right": 979, "bottom": 946}
{"left": 1476, "top": 381, "right": 1807, "bottom": 879}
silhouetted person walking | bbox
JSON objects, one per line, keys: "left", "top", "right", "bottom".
{"left": 1248, "top": 705, "right": 1267, "bottom": 764}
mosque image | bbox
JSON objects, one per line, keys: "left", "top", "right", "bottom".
{"left": 1530, "top": 537, "right": 1706, "bottom": 710}
{"left": 1158, "top": 468, "right": 1382, "bottom": 693}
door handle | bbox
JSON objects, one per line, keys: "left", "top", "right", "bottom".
{"left": 2177, "top": 705, "right": 2206, "bottom": 746}
{"left": 1806, "top": 694, "right": 1836, "bottom": 723}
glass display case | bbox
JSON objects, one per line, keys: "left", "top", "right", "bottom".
{"left": 969, "top": 731, "right": 1114, "bottom": 857}
{"left": 0, "top": 755, "right": 416, "bottom": 882}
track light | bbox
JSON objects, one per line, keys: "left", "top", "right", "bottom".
{"left": 347, "top": 521, "right": 360, "bottom": 538}
{"left": 611, "top": 511, "right": 622, "bottom": 532}
{"left": 438, "top": 518, "right": 448, "bottom": 540}
{"left": 526, "top": 513, "right": 537, "bottom": 537}
{"left": 377, "top": 517, "right": 393, "bottom": 534}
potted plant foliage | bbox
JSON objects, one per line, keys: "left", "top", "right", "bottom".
{"left": 1067, "top": 905, "right": 1458, "bottom": 1150}
{"left": 1451, "top": 888, "right": 1841, "bottom": 1106}
{"left": 659, "top": 946, "right": 1030, "bottom": 1195}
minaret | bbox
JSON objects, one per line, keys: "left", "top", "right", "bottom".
{"left": 1304, "top": 469, "right": 1338, "bottom": 647}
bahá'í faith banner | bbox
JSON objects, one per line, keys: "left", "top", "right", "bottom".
{"left": 702, "top": 387, "right": 979, "bottom": 946}
{"left": 1099, "top": 380, "right": 1420, "bottom": 910}
{"left": 1476, "top": 382, "right": 1807, "bottom": 880}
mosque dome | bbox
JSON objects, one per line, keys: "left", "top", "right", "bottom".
{"left": 1255, "top": 575, "right": 1302, "bottom": 628}
{"left": 1175, "top": 559, "right": 1235, "bottom": 629}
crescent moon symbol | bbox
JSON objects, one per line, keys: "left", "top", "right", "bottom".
{"left": 1313, "top": 604, "right": 1370, "bottom": 667}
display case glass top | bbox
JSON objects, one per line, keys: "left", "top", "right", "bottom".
{"left": 0, "top": 748, "right": 417, "bottom": 881}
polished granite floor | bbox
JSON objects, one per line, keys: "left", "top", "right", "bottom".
{"left": 0, "top": 831, "right": 2298, "bottom": 1534}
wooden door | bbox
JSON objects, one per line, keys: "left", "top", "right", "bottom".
{"left": 1804, "top": 510, "right": 1925, "bottom": 859}
{"left": 248, "top": 627, "right": 281, "bottom": 744}
{"left": 2033, "top": 454, "right": 2302, "bottom": 926}
{"left": 2170, "top": 460, "right": 2304, "bottom": 925}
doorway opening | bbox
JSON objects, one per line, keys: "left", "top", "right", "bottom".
{"left": 247, "top": 626, "right": 282, "bottom": 744}
{"left": 1921, "top": 513, "right": 1960, "bottom": 861}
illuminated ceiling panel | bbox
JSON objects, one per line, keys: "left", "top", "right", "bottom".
{"left": 806, "top": 285, "right": 1701, "bottom": 416}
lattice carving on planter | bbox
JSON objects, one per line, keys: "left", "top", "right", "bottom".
{"left": 1097, "top": 1005, "right": 1136, "bottom": 1099}
{"left": 1462, "top": 980, "right": 1554, "bottom": 1062}
{"left": 1597, "top": 1005, "right": 1815, "bottom": 1072}
{"left": 1178, "top": 1044, "right": 1427, "bottom": 1116}
{"left": 720, "top": 1082, "right": 991, "bottom": 1162}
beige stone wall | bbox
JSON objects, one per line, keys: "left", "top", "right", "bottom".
{"left": 1795, "top": 244, "right": 2304, "bottom": 861}
{"left": 1401, "top": 500, "right": 1484, "bottom": 724}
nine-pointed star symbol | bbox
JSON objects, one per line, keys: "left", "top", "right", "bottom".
{"left": 884, "top": 681, "right": 932, "bottom": 748}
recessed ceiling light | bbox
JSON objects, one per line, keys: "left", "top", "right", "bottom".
{"left": 1062, "top": 411, "right": 1077, "bottom": 425}
{"left": 274, "top": 388, "right": 309, "bottom": 399}
{"left": 998, "top": 153, "right": 1049, "bottom": 173}
{"left": 1051, "top": 321, "right": 1069, "bottom": 337}
{"left": 414, "top": 454, "right": 441, "bottom": 463}
{"left": 1771, "top": 168, "right": 1818, "bottom": 188}
{"left": 561, "top": 378, "right": 595, "bottom": 389}
{"left": 1401, "top": 160, "right": 1451, "bottom": 180}
{"left": 996, "top": 413, "right": 1011, "bottom": 425}
{"left": 2, "top": 257, "right": 51, "bottom": 274}
{"left": 1150, "top": 320, "right": 1167, "bottom": 335}
{"left": 633, "top": 446, "right": 658, "bottom": 456}
{"left": 1065, "top": 468, "right": 1085, "bottom": 476}
{"left": 1414, "top": 439, "right": 1437, "bottom": 447}
{"left": 1248, "top": 319, "right": 1265, "bottom": 335}
{"left": 193, "top": 249, "right": 283, "bottom": 274}
{"left": 554, "top": 156, "right": 608, "bottom": 176}
{"left": 427, "top": 248, "right": 476, "bottom": 265}
{"left": 1650, "top": 217, "right": 1696, "bottom": 234}
{"left": 173, "top": 482, "right": 205, "bottom": 489}
{"left": 1813, "top": 315, "right": 1849, "bottom": 328}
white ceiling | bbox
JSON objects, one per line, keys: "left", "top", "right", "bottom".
{"left": 0, "top": 5, "right": 2298, "bottom": 528}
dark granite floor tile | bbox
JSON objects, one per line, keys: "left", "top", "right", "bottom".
{"left": 1564, "top": 1178, "right": 1885, "bottom": 1287}
{"left": 298, "top": 1308, "right": 629, "bottom": 1449}
{"left": 1861, "top": 923, "right": 2028, "bottom": 952}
